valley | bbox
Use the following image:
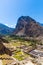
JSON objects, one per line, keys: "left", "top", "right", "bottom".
{"left": 0, "top": 35, "right": 43, "bottom": 65}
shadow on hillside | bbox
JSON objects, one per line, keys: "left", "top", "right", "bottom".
{"left": 0, "top": 38, "right": 12, "bottom": 56}
{"left": 0, "top": 43, "right": 12, "bottom": 56}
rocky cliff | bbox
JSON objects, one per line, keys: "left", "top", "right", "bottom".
{"left": 14, "top": 16, "right": 43, "bottom": 37}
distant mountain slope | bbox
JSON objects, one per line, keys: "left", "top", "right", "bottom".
{"left": 14, "top": 16, "right": 43, "bottom": 37}
{"left": 37, "top": 22, "right": 43, "bottom": 27}
{"left": 0, "top": 23, "right": 14, "bottom": 35}
{"left": 40, "top": 23, "right": 43, "bottom": 26}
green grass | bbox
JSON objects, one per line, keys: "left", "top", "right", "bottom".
{"left": 13, "top": 51, "right": 29, "bottom": 61}
{"left": 12, "top": 40, "right": 32, "bottom": 47}
{"left": 12, "top": 42, "right": 21, "bottom": 47}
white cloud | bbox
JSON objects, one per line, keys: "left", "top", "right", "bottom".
{"left": 5, "top": 23, "right": 16, "bottom": 28}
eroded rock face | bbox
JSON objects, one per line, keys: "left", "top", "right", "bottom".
{"left": 0, "top": 43, "right": 4, "bottom": 51}
{"left": 0, "top": 38, "right": 12, "bottom": 56}
{"left": 14, "top": 16, "right": 43, "bottom": 37}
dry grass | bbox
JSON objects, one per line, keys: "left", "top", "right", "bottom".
{"left": 0, "top": 54, "right": 14, "bottom": 65}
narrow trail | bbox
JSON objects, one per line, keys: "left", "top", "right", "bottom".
{"left": 25, "top": 61, "right": 34, "bottom": 65}
{"left": 0, "top": 60, "right": 3, "bottom": 65}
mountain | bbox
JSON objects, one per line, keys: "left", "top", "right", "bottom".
{"left": 40, "top": 23, "right": 43, "bottom": 26}
{"left": 37, "top": 22, "right": 43, "bottom": 27}
{"left": 0, "top": 23, "right": 14, "bottom": 35}
{"left": 14, "top": 16, "right": 43, "bottom": 37}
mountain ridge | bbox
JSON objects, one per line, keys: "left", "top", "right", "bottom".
{"left": 0, "top": 16, "right": 43, "bottom": 36}
{"left": 14, "top": 16, "right": 43, "bottom": 37}
{"left": 0, "top": 23, "right": 14, "bottom": 35}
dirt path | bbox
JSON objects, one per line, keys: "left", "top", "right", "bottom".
{"left": 25, "top": 61, "right": 34, "bottom": 65}
{"left": 0, "top": 60, "right": 3, "bottom": 65}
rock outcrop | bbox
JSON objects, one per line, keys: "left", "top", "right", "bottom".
{"left": 14, "top": 16, "right": 43, "bottom": 37}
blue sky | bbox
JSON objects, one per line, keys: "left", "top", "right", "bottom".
{"left": 0, "top": 0, "right": 43, "bottom": 28}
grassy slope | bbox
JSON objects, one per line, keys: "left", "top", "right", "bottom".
{"left": 0, "top": 35, "right": 42, "bottom": 63}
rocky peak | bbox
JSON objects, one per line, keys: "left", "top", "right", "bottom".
{"left": 14, "top": 16, "right": 43, "bottom": 37}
